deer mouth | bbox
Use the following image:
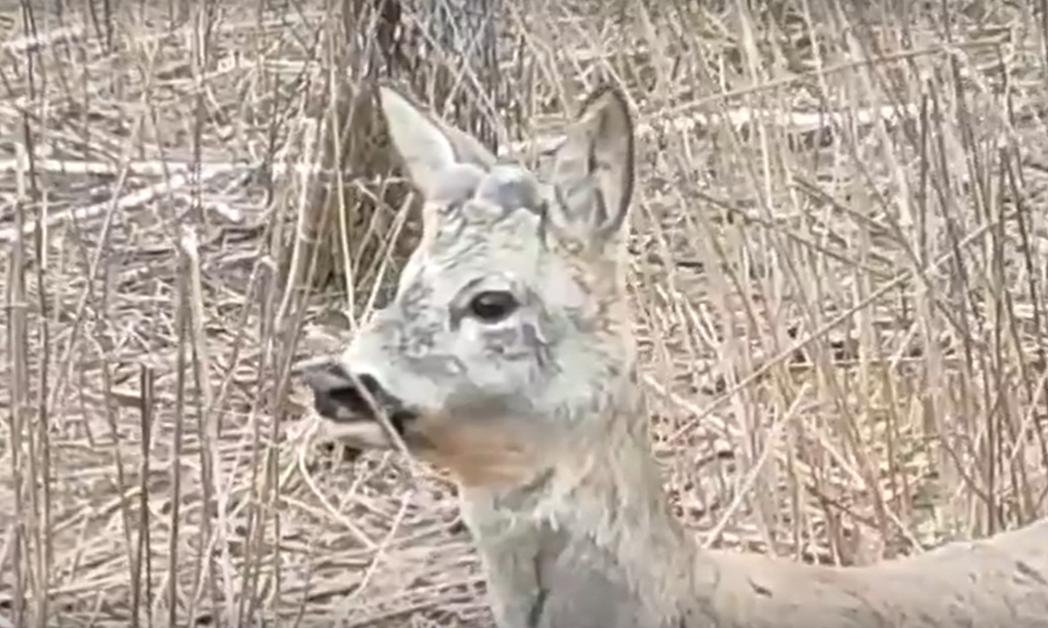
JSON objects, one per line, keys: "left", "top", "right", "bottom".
{"left": 300, "top": 360, "right": 418, "bottom": 438}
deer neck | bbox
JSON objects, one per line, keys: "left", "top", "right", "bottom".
{"left": 456, "top": 391, "right": 719, "bottom": 628}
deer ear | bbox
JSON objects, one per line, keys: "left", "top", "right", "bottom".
{"left": 377, "top": 84, "right": 496, "bottom": 199}
{"left": 546, "top": 86, "right": 635, "bottom": 250}
{"left": 440, "top": 119, "right": 499, "bottom": 171}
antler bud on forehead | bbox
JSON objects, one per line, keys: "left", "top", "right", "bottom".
{"left": 476, "top": 165, "right": 544, "bottom": 215}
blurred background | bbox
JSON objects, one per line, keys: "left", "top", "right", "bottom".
{"left": 1, "top": 1, "right": 1047, "bottom": 626}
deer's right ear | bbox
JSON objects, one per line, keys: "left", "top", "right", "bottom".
{"left": 377, "top": 85, "right": 496, "bottom": 198}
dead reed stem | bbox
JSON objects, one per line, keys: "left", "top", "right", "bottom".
{"left": 0, "top": 1, "right": 1045, "bottom": 625}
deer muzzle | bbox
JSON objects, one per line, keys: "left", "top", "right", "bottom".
{"left": 300, "top": 359, "right": 418, "bottom": 446}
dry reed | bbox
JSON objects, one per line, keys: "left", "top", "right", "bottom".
{"left": 0, "top": 0, "right": 1046, "bottom": 626}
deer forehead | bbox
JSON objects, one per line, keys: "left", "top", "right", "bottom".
{"left": 415, "top": 163, "right": 549, "bottom": 269}
{"left": 403, "top": 161, "right": 614, "bottom": 315}
{"left": 428, "top": 162, "right": 544, "bottom": 209}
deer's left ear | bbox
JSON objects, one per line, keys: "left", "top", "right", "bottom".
{"left": 546, "top": 86, "right": 636, "bottom": 252}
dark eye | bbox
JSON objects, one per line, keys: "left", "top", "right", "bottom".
{"left": 468, "top": 290, "right": 518, "bottom": 323}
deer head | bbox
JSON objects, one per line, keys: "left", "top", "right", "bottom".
{"left": 301, "top": 83, "right": 636, "bottom": 488}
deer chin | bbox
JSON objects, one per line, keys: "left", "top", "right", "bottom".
{"left": 383, "top": 408, "right": 556, "bottom": 488}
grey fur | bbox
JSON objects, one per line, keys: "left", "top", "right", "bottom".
{"left": 301, "top": 83, "right": 1048, "bottom": 628}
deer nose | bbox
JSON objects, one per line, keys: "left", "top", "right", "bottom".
{"left": 301, "top": 360, "right": 400, "bottom": 424}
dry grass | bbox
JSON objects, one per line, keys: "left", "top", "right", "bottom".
{"left": 1, "top": 0, "right": 1047, "bottom": 626}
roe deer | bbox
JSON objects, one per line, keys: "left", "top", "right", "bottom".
{"left": 300, "top": 83, "right": 1048, "bottom": 627}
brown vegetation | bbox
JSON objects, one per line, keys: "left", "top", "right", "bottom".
{"left": 1, "top": 1, "right": 1046, "bottom": 626}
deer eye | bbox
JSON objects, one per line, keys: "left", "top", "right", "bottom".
{"left": 468, "top": 290, "right": 518, "bottom": 323}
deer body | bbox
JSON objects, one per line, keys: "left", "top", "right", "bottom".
{"left": 301, "top": 83, "right": 1048, "bottom": 628}
{"left": 460, "top": 396, "right": 1048, "bottom": 628}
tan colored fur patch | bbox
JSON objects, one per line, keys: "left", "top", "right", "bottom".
{"left": 403, "top": 413, "right": 550, "bottom": 488}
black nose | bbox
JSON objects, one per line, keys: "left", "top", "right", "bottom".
{"left": 300, "top": 360, "right": 413, "bottom": 430}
